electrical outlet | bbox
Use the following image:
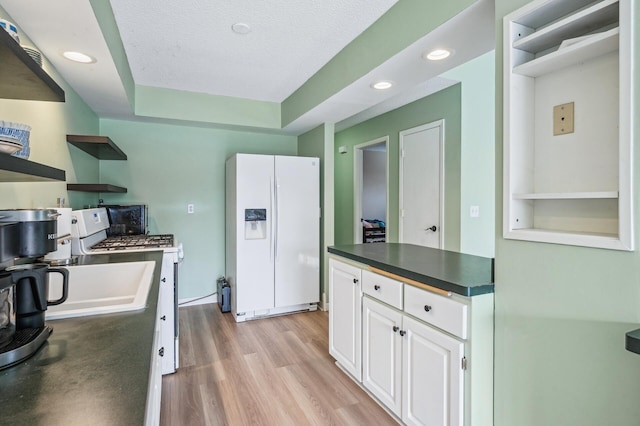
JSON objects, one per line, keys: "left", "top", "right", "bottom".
{"left": 553, "top": 102, "right": 574, "bottom": 135}
{"left": 187, "top": 204, "right": 194, "bottom": 214}
{"left": 470, "top": 205, "right": 480, "bottom": 218}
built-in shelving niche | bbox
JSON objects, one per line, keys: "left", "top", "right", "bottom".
{"left": 503, "top": 0, "right": 633, "bottom": 251}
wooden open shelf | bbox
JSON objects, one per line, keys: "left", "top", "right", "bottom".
{"left": 0, "top": 25, "right": 64, "bottom": 102}
{"left": 67, "top": 184, "right": 127, "bottom": 193}
{"left": 0, "top": 154, "right": 65, "bottom": 182}
{"left": 66, "top": 135, "right": 127, "bottom": 160}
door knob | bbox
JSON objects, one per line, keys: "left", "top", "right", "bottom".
{"left": 425, "top": 226, "right": 437, "bottom": 232}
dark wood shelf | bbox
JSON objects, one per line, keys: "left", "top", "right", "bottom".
{"left": 0, "top": 26, "right": 65, "bottom": 102}
{"left": 0, "top": 154, "right": 65, "bottom": 182}
{"left": 67, "top": 184, "right": 127, "bottom": 193}
{"left": 66, "top": 135, "right": 127, "bottom": 160}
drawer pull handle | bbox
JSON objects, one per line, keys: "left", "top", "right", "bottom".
{"left": 424, "top": 305, "right": 432, "bottom": 312}
{"left": 353, "top": 278, "right": 359, "bottom": 284}
{"left": 399, "top": 330, "right": 406, "bottom": 337}
{"left": 393, "top": 326, "right": 399, "bottom": 333}
{"left": 374, "top": 285, "right": 380, "bottom": 291}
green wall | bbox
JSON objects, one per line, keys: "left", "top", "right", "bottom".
{"left": 298, "top": 125, "right": 331, "bottom": 302}
{"left": 334, "top": 84, "right": 462, "bottom": 251}
{"left": 98, "top": 119, "right": 297, "bottom": 300}
{"left": 494, "top": 1, "right": 640, "bottom": 425}
{"left": 442, "top": 51, "right": 495, "bottom": 258}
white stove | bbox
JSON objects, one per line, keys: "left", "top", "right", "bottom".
{"left": 70, "top": 208, "right": 181, "bottom": 375}
{"left": 70, "top": 208, "right": 177, "bottom": 255}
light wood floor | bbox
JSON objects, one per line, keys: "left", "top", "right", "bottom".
{"left": 160, "top": 304, "right": 396, "bottom": 425}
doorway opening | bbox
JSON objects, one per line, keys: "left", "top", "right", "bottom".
{"left": 354, "top": 137, "right": 389, "bottom": 244}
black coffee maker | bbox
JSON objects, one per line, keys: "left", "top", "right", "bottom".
{"left": 0, "top": 210, "right": 69, "bottom": 369}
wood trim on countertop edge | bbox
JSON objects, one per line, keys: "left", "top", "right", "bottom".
{"left": 368, "top": 266, "right": 452, "bottom": 297}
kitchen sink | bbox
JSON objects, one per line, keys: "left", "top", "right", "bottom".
{"left": 45, "top": 261, "right": 155, "bottom": 320}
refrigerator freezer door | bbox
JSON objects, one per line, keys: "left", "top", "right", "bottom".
{"left": 234, "top": 154, "right": 275, "bottom": 312}
{"left": 274, "top": 156, "right": 320, "bottom": 307}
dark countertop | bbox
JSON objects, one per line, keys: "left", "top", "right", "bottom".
{"left": 626, "top": 328, "right": 640, "bottom": 355}
{"left": 0, "top": 251, "right": 164, "bottom": 426}
{"left": 328, "top": 243, "right": 494, "bottom": 296}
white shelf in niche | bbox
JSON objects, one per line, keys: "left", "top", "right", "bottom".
{"left": 513, "top": 0, "right": 619, "bottom": 54}
{"left": 513, "top": 0, "right": 602, "bottom": 29}
{"left": 513, "top": 191, "right": 619, "bottom": 200}
{"left": 513, "top": 27, "right": 619, "bottom": 77}
{"left": 507, "top": 228, "right": 621, "bottom": 249}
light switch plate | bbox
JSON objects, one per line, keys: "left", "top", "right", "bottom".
{"left": 553, "top": 102, "right": 574, "bottom": 135}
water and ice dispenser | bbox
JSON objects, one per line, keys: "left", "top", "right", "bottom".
{"left": 244, "top": 209, "right": 267, "bottom": 240}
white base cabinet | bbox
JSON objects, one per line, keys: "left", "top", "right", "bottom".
{"left": 145, "top": 283, "right": 164, "bottom": 426}
{"left": 363, "top": 297, "right": 464, "bottom": 426}
{"left": 362, "top": 296, "right": 403, "bottom": 415}
{"left": 159, "top": 250, "right": 179, "bottom": 375}
{"left": 402, "top": 314, "right": 463, "bottom": 426}
{"left": 329, "top": 258, "right": 362, "bottom": 381}
{"left": 330, "top": 257, "right": 493, "bottom": 426}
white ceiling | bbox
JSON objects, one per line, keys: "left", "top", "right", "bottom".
{"left": 110, "top": 0, "right": 398, "bottom": 103}
{"left": 0, "top": 0, "right": 495, "bottom": 135}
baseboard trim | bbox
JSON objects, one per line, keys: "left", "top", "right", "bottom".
{"left": 178, "top": 294, "right": 217, "bottom": 307}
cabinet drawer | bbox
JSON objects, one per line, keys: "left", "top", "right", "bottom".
{"left": 403, "top": 284, "right": 467, "bottom": 339}
{"left": 361, "top": 270, "right": 403, "bottom": 310}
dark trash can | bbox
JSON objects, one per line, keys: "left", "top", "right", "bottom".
{"left": 216, "top": 276, "right": 231, "bottom": 313}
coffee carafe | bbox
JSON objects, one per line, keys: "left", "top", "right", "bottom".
{"left": 6, "top": 263, "right": 68, "bottom": 329}
{"left": 0, "top": 210, "right": 70, "bottom": 370}
{"left": 0, "top": 274, "right": 16, "bottom": 349}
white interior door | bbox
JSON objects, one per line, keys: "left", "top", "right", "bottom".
{"left": 399, "top": 120, "right": 444, "bottom": 248}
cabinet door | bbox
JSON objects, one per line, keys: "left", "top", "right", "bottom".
{"left": 402, "top": 315, "right": 464, "bottom": 426}
{"left": 362, "top": 297, "right": 402, "bottom": 416}
{"left": 328, "top": 259, "right": 362, "bottom": 381}
{"left": 159, "top": 252, "right": 176, "bottom": 375}
{"left": 145, "top": 284, "right": 163, "bottom": 426}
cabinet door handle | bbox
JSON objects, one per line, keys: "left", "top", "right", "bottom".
{"left": 161, "top": 315, "right": 166, "bottom": 321}
{"left": 424, "top": 305, "right": 432, "bottom": 312}
{"left": 161, "top": 277, "right": 167, "bottom": 283}
{"left": 159, "top": 347, "right": 165, "bottom": 357}
{"left": 425, "top": 225, "right": 437, "bottom": 232}
{"left": 353, "top": 278, "right": 359, "bottom": 284}
{"left": 399, "top": 330, "right": 406, "bottom": 337}
{"left": 374, "top": 285, "right": 380, "bottom": 291}
{"left": 393, "top": 326, "right": 399, "bottom": 332}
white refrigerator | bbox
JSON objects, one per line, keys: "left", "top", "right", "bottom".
{"left": 225, "top": 153, "right": 320, "bottom": 322}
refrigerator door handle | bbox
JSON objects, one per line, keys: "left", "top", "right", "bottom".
{"left": 270, "top": 175, "right": 275, "bottom": 262}
{"left": 274, "top": 176, "right": 279, "bottom": 260}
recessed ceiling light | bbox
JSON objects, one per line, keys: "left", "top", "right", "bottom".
{"left": 231, "top": 23, "right": 251, "bottom": 35}
{"left": 424, "top": 48, "right": 453, "bottom": 61}
{"left": 62, "top": 51, "right": 96, "bottom": 64}
{"left": 371, "top": 81, "right": 393, "bottom": 90}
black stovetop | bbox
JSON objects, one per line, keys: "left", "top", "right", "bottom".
{"left": 90, "top": 234, "right": 174, "bottom": 251}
